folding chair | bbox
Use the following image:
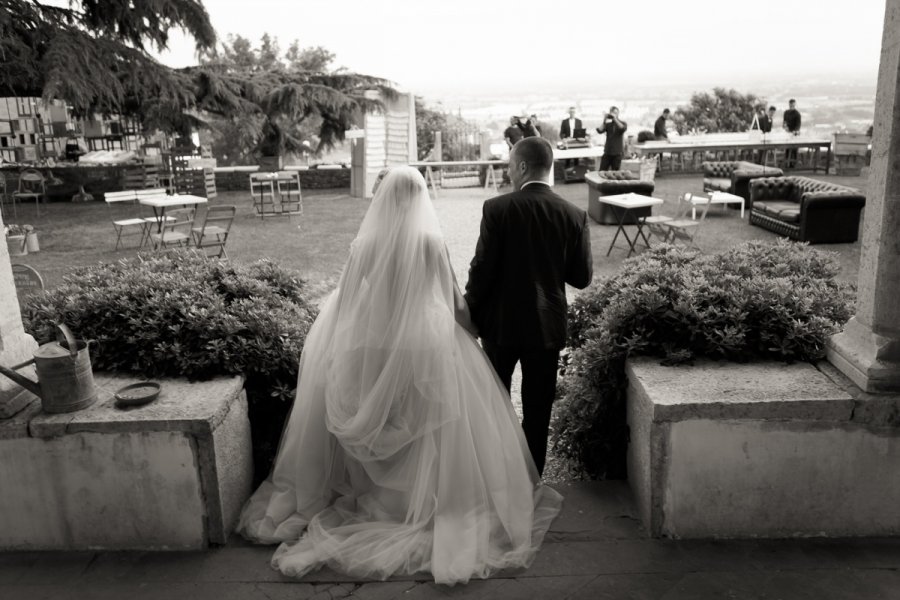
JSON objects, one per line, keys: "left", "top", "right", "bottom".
{"left": 148, "top": 207, "right": 195, "bottom": 251}
{"left": 0, "top": 172, "right": 9, "bottom": 219}
{"left": 249, "top": 173, "right": 277, "bottom": 218}
{"left": 275, "top": 171, "right": 302, "bottom": 217}
{"left": 643, "top": 204, "right": 674, "bottom": 243}
{"left": 192, "top": 205, "right": 236, "bottom": 258}
{"left": 104, "top": 190, "right": 146, "bottom": 250}
{"left": 657, "top": 192, "right": 711, "bottom": 249}
{"left": 13, "top": 169, "right": 46, "bottom": 217}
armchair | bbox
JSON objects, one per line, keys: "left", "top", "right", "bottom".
{"left": 702, "top": 161, "right": 783, "bottom": 203}
{"left": 585, "top": 171, "right": 656, "bottom": 224}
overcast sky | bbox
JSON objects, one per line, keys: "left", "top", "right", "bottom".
{"left": 154, "top": 0, "right": 886, "bottom": 93}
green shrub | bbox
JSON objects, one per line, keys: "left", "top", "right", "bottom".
{"left": 554, "top": 240, "right": 854, "bottom": 480}
{"left": 21, "top": 249, "right": 318, "bottom": 482}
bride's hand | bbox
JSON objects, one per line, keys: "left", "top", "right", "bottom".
{"left": 452, "top": 283, "right": 479, "bottom": 337}
{"left": 455, "top": 303, "right": 479, "bottom": 337}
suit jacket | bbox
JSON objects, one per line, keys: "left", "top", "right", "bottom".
{"left": 598, "top": 119, "right": 627, "bottom": 155}
{"left": 465, "top": 183, "right": 593, "bottom": 350}
{"left": 759, "top": 114, "right": 773, "bottom": 133}
{"left": 559, "top": 118, "right": 583, "bottom": 139}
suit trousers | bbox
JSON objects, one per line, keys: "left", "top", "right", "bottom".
{"left": 600, "top": 154, "right": 622, "bottom": 171}
{"left": 482, "top": 340, "right": 560, "bottom": 476}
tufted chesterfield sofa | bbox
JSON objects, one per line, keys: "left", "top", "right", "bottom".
{"left": 749, "top": 176, "right": 866, "bottom": 243}
{"left": 702, "top": 161, "right": 784, "bottom": 202}
{"left": 585, "top": 171, "right": 656, "bottom": 225}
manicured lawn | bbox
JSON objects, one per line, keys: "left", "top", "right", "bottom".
{"left": 4, "top": 171, "right": 867, "bottom": 301}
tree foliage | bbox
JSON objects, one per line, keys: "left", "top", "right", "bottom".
{"left": 672, "top": 87, "right": 766, "bottom": 134}
{"left": 0, "top": 0, "right": 215, "bottom": 117}
{"left": 191, "top": 34, "right": 394, "bottom": 160}
{"left": 415, "top": 98, "right": 479, "bottom": 161}
{"left": 0, "top": 3, "right": 394, "bottom": 154}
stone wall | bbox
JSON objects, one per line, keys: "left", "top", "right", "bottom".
{"left": 215, "top": 167, "right": 351, "bottom": 191}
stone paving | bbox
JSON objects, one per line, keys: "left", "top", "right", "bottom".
{"left": 2, "top": 482, "right": 899, "bottom": 599}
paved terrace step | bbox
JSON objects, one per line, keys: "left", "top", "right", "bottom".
{"left": 1, "top": 482, "right": 899, "bottom": 599}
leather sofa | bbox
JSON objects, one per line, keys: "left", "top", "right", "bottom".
{"left": 749, "top": 176, "right": 866, "bottom": 243}
{"left": 585, "top": 171, "right": 655, "bottom": 224}
{"left": 702, "top": 161, "right": 784, "bottom": 202}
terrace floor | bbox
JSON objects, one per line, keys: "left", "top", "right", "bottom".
{"left": 2, "top": 481, "right": 899, "bottom": 599}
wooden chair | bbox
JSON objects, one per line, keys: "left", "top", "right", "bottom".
{"left": 148, "top": 207, "right": 195, "bottom": 251}
{"left": 656, "top": 193, "right": 711, "bottom": 249}
{"left": 192, "top": 205, "right": 236, "bottom": 258}
{"left": 13, "top": 169, "right": 46, "bottom": 217}
{"left": 104, "top": 190, "right": 146, "bottom": 250}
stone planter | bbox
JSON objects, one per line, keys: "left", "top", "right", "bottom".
{"left": 626, "top": 357, "right": 900, "bottom": 539}
{"left": 5, "top": 235, "right": 27, "bottom": 256}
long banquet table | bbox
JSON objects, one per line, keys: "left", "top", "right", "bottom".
{"left": 636, "top": 137, "right": 832, "bottom": 173}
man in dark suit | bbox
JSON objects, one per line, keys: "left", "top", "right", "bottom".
{"left": 559, "top": 106, "right": 582, "bottom": 140}
{"left": 759, "top": 106, "right": 776, "bottom": 133}
{"left": 559, "top": 107, "right": 583, "bottom": 169}
{"left": 465, "top": 137, "right": 593, "bottom": 475}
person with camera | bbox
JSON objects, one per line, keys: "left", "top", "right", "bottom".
{"left": 517, "top": 114, "right": 540, "bottom": 139}
{"left": 597, "top": 106, "right": 627, "bottom": 171}
{"left": 504, "top": 116, "right": 525, "bottom": 149}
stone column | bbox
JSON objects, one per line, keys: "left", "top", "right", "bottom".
{"left": 827, "top": 0, "right": 900, "bottom": 393}
{"left": 0, "top": 210, "right": 40, "bottom": 418}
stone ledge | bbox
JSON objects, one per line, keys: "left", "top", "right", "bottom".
{"left": 627, "top": 358, "right": 854, "bottom": 422}
{"left": 28, "top": 373, "right": 243, "bottom": 438}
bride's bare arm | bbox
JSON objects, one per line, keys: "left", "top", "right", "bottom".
{"left": 443, "top": 244, "right": 479, "bottom": 337}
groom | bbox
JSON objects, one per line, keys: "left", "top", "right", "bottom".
{"left": 465, "top": 137, "right": 593, "bottom": 475}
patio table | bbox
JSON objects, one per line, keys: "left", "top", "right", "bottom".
{"left": 597, "top": 192, "right": 664, "bottom": 257}
{"left": 138, "top": 194, "right": 208, "bottom": 234}
{"left": 692, "top": 190, "right": 745, "bottom": 219}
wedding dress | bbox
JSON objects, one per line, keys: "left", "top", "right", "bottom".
{"left": 237, "top": 166, "right": 562, "bottom": 585}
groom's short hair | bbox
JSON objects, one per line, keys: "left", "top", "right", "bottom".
{"left": 512, "top": 137, "right": 553, "bottom": 172}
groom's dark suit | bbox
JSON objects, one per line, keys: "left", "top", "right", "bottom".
{"left": 465, "top": 181, "right": 592, "bottom": 474}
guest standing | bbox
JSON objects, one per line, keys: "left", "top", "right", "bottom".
{"left": 756, "top": 106, "right": 777, "bottom": 163}
{"left": 519, "top": 115, "right": 540, "bottom": 138}
{"left": 783, "top": 99, "right": 802, "bottom": 167}
{"left": 559, "top": 106, "right": 583, "bottom": 169}
{"left": 654, "top": 108, "right": 670, "bottom": 140}
{"left": 597, "top": 106, "right": 627, "bottom": 171}
{"left": 504, "top": 116, "right": 525, "bottom": 149}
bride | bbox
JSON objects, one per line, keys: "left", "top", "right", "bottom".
{"left": 237, "top": 166, "right": 562, "bottom": 585}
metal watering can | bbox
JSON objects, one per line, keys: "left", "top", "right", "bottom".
{"left": 0, "top": 323, "right": 97, "bottom": 413}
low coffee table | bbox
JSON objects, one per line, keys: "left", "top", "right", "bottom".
{"left": 692, "top": 190, "right": 745, "bottom": 219}
{"left": 598, "top": 192, "right": 665, "bottom": 257}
